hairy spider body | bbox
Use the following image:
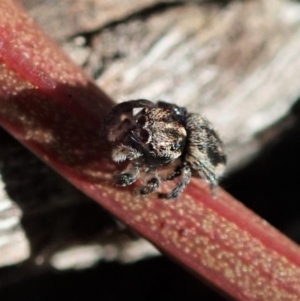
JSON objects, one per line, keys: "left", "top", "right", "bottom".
{"left": 105, "top": 99, "right": 226, "bottom": 199}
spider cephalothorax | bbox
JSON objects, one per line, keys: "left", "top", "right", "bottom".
{"left": 105, "top": 99, "right": 226, "bottom": 199}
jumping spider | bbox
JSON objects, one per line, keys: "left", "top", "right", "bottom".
{"left": 105, "top": 99, "right": 226, "bottom": 199}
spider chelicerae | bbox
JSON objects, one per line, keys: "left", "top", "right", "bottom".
{"left": 105, "top": 99, "right": 226, "bottom": 199}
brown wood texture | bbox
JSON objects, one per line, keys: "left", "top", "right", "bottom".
{"left": 1, "top": 0, "right": 300, "bottom": 271}
{"left": 20, "top": 0, "right": 300, "bottom": 171}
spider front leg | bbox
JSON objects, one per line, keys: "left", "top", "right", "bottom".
{"left": 112, "top": 144, "right": 142, "bottom": 163}
{"left": 134, "top": 177, "right": 160, "bottom": 197}
{"left": 112, "top": 145, "right": 142, "bottom": 186}
{"left": 113, "top": 164, "right": 139, "bottom": 187}
{"left": 106, "top": 99, "right": 155, "bottom": 126}
{"left": 159, "top": 166, "right": 192, "bottom": 199}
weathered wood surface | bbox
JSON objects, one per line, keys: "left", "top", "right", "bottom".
{"left": 1, "top": 0, "right": 300, "bottom": 273}
{"left": 19, "top": 0, "right": 300, "bottom": 170}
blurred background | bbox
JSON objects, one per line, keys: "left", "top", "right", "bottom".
{"left": 1, "top": 0, "right": 300, "bottom": 300}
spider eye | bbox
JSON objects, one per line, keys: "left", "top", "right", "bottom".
{"left": 148, "top": 144, "right": 155, "bottom": 151}
{"left": 137, "top": 116, "right": 147, "bottom": 126}
{"left": 140, "top": 129, "right": 150, "bottom": 143}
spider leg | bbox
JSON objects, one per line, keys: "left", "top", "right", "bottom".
{"left": 134, "top": 177, "right": 160, "bottom": 196}
{"left": 113, "top": 165, "right": 139, "bottom": 187}
{"left": 199, "top": 163, "right": 218, "bottom": 189}
{"left": 112, "top": 144, "right": 142, "bottom": 163}
{"left": 198, "top": 163, "right": 219, "bottom": 197}
{"left": 106, "top": 99, "right": 156, "bottom": 125}
{"left": 162, "top": 165, "right": 182, "bottom": 181}
{"left": 159, "top": 166, "right": 192, "bottom": 199}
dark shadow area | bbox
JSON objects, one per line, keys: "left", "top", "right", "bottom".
{"left": 0, "top": 127, "right": 117, "bottom": 257}
{"left": 223, "top": 116, "right": 300, "bottom": 244}
{"left": 0, "top": 257, "right": 223, "bottom": 301}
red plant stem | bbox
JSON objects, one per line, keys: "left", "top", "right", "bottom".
{"left": 1, "top": 1, "right": 300, "bottom": 300}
